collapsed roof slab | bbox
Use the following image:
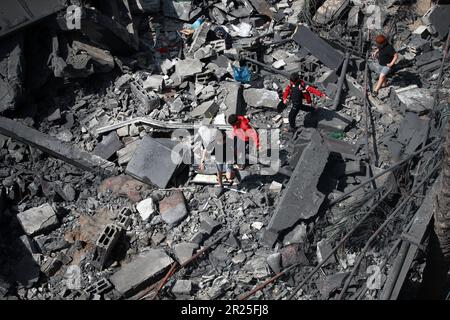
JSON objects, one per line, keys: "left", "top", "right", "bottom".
{"left": 293, "top": 25, "right": 344, "bottom": 71}
{"left": 125, "top": 135, "right": 185, "bottom": 188}
{"left": 263, "top": 132, "right": 329, "bottom": 247}
{"left": 0, "top": 116, "right": 116, "bottom": 176}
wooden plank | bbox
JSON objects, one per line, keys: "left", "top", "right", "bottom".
{"left": 0, "top": 116, "right": 116, "bottom": 176}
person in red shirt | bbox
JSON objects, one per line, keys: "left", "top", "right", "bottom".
{"left": 282, "top": 72, "right": 327, "bottom": 131}
{"left": 228, "top": 114, "right": 260, "bottom": 168}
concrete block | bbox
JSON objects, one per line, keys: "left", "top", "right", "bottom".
{"left": 92, "top": 224, "right": 122, "bottom": 270}
{"left": 110, "top": 249, "right": 173, "bottom": 297}
{"left": 17, "top": 203, "right": 59, "bottom": 237}
{"left": 172, "top": 280, "right": 192, "bottom": 296}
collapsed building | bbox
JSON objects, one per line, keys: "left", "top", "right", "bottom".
{"left": 0, "top": 0, "right": 449, "bottom": 300}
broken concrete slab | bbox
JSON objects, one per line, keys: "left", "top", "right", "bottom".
{"left": 264, "top": 132, "right": 329, "bottom": 246}
{"left": 222, "top": 81, "right": 245, "bottom": 121}
{"left": 93, "top": 131, "right": 124, "bottom": 160}
{"left": 173, "top": 242, "right": 199, "bottom": 265}
{"left": 189, "top": 22, "right": 212, "bottom": 55}
{"left": 17, "top": 203, "right": 59, "bottom": 237}
{"left": 57, "top": 5, "right": 139, "bottom": 53}
{"left": 110, "top": 249, "right": 173, "bottom": 297}
{"left": 283, "top": 223, "right": 307, "bottom": 246}
{"left": 396, "top": 112, "right": 429, "bottom": 156}
{"left": 136, "top": 197, "right": 156, "bottom": 221}
{"left": 422, "top": 4, "right": 450, "bottom": 39}
{"left": 390, "top": 85, "right": 434, "bottom": 114}
{"left": 190, "top": 100, "right": 219, "bottom": 119}
{"left": 200, "top": 216, "right": 221, "bottom": 235}
{"left": 172, "top": 279, "right": 192, "bottom": 296}
{"left": 243, "top": 88, "right": 280, "bottom": 109}
{"left": 174, "top": 58, "right": 203, "bottom": 80}
{"left": 125, "top": 135, "right": 184, "bottom": 188}
{"left": 159, "top": 191, "right": 188, "bottom": 226}
{"left": 293, "top": 25, "right": 344, "bottom": 70}
{"left": 315, "top": 108, "right": 354, "bottom": 132}
{"left": 0, "top": 117, "right": 116, "bottom": 176}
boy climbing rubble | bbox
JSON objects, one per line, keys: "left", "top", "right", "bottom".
{"left": 281, "top": 72, "right": 328, "bottom": 132}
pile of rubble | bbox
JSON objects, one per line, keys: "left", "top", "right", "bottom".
{"left": 0, "top": 0, "right": 449, "bottom": 300}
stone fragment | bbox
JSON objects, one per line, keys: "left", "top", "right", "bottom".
{"left": 136, "top": 198, "right": 156, "bottom": 221}
{"left": 243, "top": 88, "right": 280, "bottom": 109}
{"left": 17, "top": 203, "right": 59, "bottom": 237}
{"left": 159, "top": 191, "right": 187, "bottom": 226}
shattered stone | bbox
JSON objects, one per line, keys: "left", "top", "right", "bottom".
{"left": 136, "top": 197, "right": 156, "bottom": 221}
{"left": 172, "top": 280, "right": 192, "bottom": 296}
{"left": 390, "top": 85, "right": 434, "bottom": 114}
{"left": 199, "top": 216, "right": 221, "bottom": 235}
{"left": 159, "top": 191, "right": 188, "bottom": 226}
{"left": 317, "top": 239, "right": 336, "bottom": 266}
{"left": 174, "top": 58, "right": 203, "bottom": 80}
{"left": 93, "top": 131, "right": 124, "bottom": 160}
{"left": 243, "top": 88, "right": 280, "bottom": 109}
{"left": 17, "top": 203, "right": 59, "bottom": 237}
{"left": 266, "top": 252, "right": 282, "bottom": 273}
{"left": 173, "top": 242, "right": 199, "bottom": 265}
{"left": 283, "top": 223, "right": 307, "bottom": 246}
{"left": 110, "top": 249, "right": 173, "bottom": 297}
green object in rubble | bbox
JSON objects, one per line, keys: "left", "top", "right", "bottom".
{"left": 329, "top": 131, "right": 346, "bottom": 140}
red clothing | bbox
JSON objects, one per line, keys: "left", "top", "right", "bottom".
{"left": 231, "top": 116, "right": 260, "bottom": 148}
{"left": 282, "top": 80, "right": 325, "bottom": 104}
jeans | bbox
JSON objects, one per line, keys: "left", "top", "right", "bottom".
{"left": 369, "top": 61, "right": 391, "bottom": 76}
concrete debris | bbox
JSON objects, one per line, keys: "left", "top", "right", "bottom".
{"left": 390, "top": 85, "right": 434, "bottom": 114}
{"left": 172, "top": 279, "right": 192, "bottom": 296}
{"left": 110, "top": 249, "right": 173, "bottom": 297}
{"left": 243, "top": 88, "right": 280, "bottom": 109}
{"left": 17, "top": 203, "right": 59, "bottom": 237}
{"left": 173, "top": 242, "right": 199, "bottom": 265}
{"left": 264, "top": 132, "right": 329, "bottom": 246}
{"left": 293, "top": 25, "right": 344, "bottom": 70}
{"left": 159, "top": 191, "right": 188, "bottom": 226}
{"left": 136, "top": 197, "right": 156, "bottom": 221}
{"left": 0, "top": 0, "right": 447, "bottom": 302}
{"left": 126, "top": 135, "right": 185, "bottom": 188}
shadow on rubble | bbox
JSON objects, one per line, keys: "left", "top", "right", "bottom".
{"left": 0, "top": 204, "right": 42, "bottom": 296}
{"left": 411, "top": 227, "right": 450, "bottom": 300}
{"left": 391, "top": 70, "right": 422, "bottom": 88}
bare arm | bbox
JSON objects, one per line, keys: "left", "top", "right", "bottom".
{"left": 387, "top": 53, "right": 398, "bottom": 68}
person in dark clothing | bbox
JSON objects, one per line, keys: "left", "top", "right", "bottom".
{"left": 282, "top": 72, "right": 327, "bottom": 131}
{"left": 370, "top": 34, "right": 398, "bottom": 96}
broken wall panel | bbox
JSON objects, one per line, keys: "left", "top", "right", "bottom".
{"left": 0, "top": 0, "right": 66, "bottom": 39}
{"left": 125, "top": 135, "right": 185, "bottom": 188}
{"left": 293, "top": 25, "right": 344, "bottom": 71}
{"left": 0, "top": 116, "right": 116, "bottom": 176}
{"left": 264, "top": 132, "right": 329, "bottom": 245}
{"left": 57, "top": 6, "right": 139, "bottom": 53}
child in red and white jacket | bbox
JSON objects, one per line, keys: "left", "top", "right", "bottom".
{"left": 282, "top": 72, "right": 327, "bottom": 132}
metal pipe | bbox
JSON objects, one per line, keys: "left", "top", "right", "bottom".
{"left": 337, "top": 161, "right": 441, "bottom": 299}
{"left": 332, "top": 52, "right": 350, "bottom": 110}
